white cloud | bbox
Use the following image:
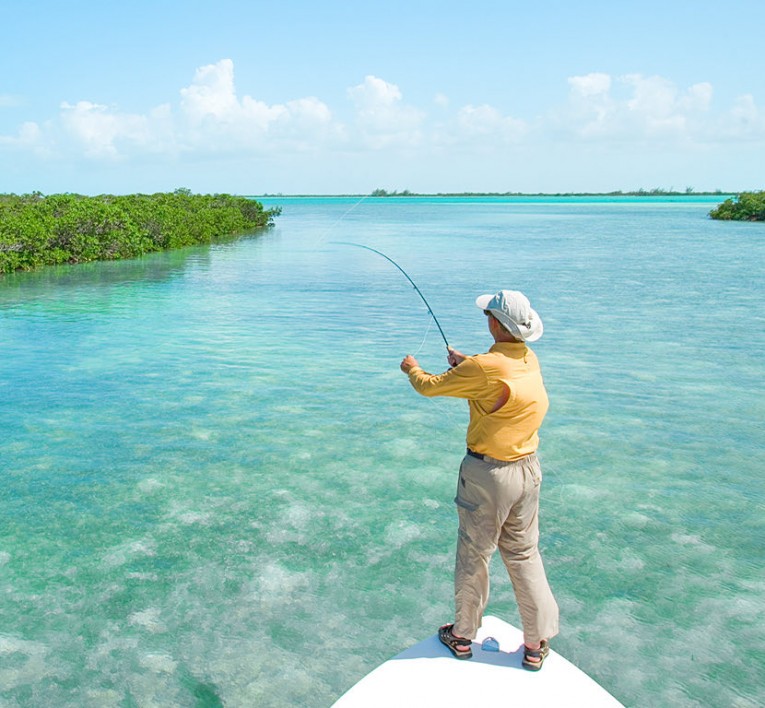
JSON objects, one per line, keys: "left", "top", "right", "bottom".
{"left": 560, "top": 73, "right": 725, "bottom": 141}
{"left": 40, "top": 59, "right": 337, "bottom": 159}
{"left": 624, "top": 74, "right": 678, "bottom": 116}
{"left": 0, "top": 120, "right": 53, "bottom": 157}
{"left": 456, "top": 104, "right": 526, "bottom": 142}
{"left": 348, "top": 75, "right": 403, "bottom": 111}
{"left": 719, "top": 94, "right": 765, "bottom": 140}
{"left": 680, "top": 82, "right": 713, "bottom": 113}
{"left": 560, "top": 74, "right": 615, "bottom": 138}
{"left": 178, "top": 59, "right": 335, "bottom": 152}
{"left": 568, "top": 72, "right": 611, "bottom": 97}
{"left": 0, "top": 121, "right": 39, "bottom": 146}
{"left": 1, "top": 59, "right": 762, "bottom": 185}
{"left": 180, "top": 59, "right": 240, "bottom": 122}
{"left": 347, "top": 75, "right": 424, "bottom": 148}
{"left": 0, "top": 94, "right": 23, "bottom": 108}
{"left": 60, "top": 101, "right": 154, "bottom": 158}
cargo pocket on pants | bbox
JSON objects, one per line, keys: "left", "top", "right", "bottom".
{"left": 530, "top": 460, "right": 542, "bottom": 487}
{"left": 454, "top": 494, "right": 479, "bottom": 512}
{"left": 455, "top": 479, "right": 480, "bottom": 546}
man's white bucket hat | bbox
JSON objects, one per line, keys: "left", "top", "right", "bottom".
{"left": 475, "top": 290, "right": 543, "bottom": 342}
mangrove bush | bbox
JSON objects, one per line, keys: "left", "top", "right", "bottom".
{"left": 709, "top": 191, "right": 765, "bottom": 221}
{"left": 0, "top": 190, "right": 280, "bottom": 274}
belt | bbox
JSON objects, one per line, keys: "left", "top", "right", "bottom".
{"left": 467, "top": 448, "right": 500, "bottom": 462}
{"left": 466, "top": 448, "right": 535, "bottom": 465}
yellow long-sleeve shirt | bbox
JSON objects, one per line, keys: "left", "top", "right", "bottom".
{"left": 407, "top": 341, "right": 549, "bottom": 461}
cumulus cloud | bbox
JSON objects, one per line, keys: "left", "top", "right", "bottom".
{"left": 180, "top": 59, "right": 241, "bottom": 122}
{"left": 0, "top": 121, "right": 39, "bottom": 147}
{"left": 176, "top": 60, "right": 336, "bottom": 153}
{"left": 456, "top": 104, "right": 526, "bottom": 142}
{"left": 623, "top": 74, "right": 713, "bottom": 133}
{"left": 563, "top": 73, "right": 616, "bottom": 138}
{"left": 38, "top": 59, "right": 336, "bottom": 160}
{"left": 569, "top": 72, "right": 612, "bottom": 97}
{"left": 0, "top": 120, "right": 53, "bottom": 157}
{"left": 1, "top": 59, "right": 762, "bottom": 173}
{"left": 720, "top": 94, "right": 765, "bottom": 140}
{"left": 561, "top": 72, "right": 722, "bottom": 141}
{"left": 61, "top": 101, "right": 171, "bottom": 159}
{"left": 192, "top": 60, "right": 337, "bottom": 149}
{"left": 680, "top": 82, "right": 713, "bottom": 113}
{"left": 347, "top": 75, "right": 425, "bottom": 149}
{"left": 0, "top": 94, "right": 23, "bottom": 108}
{"left": 434, "top": 93, "right": 450, "bottom": 109}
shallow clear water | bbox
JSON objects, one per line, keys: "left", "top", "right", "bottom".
{"left": 1, "top": 196, "right": 763, "bottom": 707}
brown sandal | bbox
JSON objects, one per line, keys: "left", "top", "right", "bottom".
{"left": 438, "top": 624, "right": 473, "bottom": 660}
{"left": 522, "top": 640, "right": 549, "bottom": 671}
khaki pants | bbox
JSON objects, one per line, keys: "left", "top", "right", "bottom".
{"left": 452, "top": 452, "right": 559, "bottom": 645}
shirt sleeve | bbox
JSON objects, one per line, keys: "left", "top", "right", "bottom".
{"left": 407, "top": 357, "right": 489, "bottom": 399}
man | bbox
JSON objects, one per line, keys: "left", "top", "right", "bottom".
{"left": 400, "top": 290, "right": 559, "bottom": 671}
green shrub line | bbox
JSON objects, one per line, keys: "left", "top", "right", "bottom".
{"left": 709, "top": 191, "right": 765, "bottom": 221}
{"left": 0, "top": 189, "right": 281, "bottom": 274}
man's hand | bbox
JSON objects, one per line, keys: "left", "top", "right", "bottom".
{"left": 400, "top": 355, "right": 419, "bottom": 373}
{"left": 447, "top": 347, "right": 467, "bottom": 368}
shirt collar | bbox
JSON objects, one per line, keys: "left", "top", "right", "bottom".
{"left": 489, "top": 341, "right": 528, "bottom": 354}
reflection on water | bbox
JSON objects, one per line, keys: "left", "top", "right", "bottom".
{"left": 0, "top": 244, "right": 212, "bottom": 316}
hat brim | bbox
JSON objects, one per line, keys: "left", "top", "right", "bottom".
{"left": 475, "top": 294, "right": 543, "bottom": 342}
{"left": 475, "top": 294, "right": 494, "bottom": 310}
{"left": 520, "top": 314, "right": 543, "bottom": 342}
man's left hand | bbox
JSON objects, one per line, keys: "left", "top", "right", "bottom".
{"left": 400, "top": 355, "right": 419, "bottom": 373}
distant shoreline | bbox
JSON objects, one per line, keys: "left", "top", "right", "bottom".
{"left": 253, "top": 189, "right": 762, "bottom": 222}
{"left": 255, "top": 190, "right": 735, "bottom": 198}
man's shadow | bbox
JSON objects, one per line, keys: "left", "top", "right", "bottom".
{"left": 391, "top": 634, "right": 526, "bottom": 670}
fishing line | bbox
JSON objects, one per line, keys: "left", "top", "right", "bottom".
{"left": 336, "top": 240, "right": 463, "bottom": 429}
{"left": 323, "top": 195, "right": 369, "bottom": 234}
{"left": 411, "top": 313, "right": 434, "bottom": 357}
{"left": 312, "top": 195, "right": 370, "bottom": 247}
{"left": 334, "top": 242, "right": 450, "bottom": 349}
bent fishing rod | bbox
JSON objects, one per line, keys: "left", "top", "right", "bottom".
{"left": 334, "top": 242, "right": 451, "bottom": 350}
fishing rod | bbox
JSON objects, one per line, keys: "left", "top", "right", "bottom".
{"left": 335, "top": 242, "right": 450, "bottom": 349}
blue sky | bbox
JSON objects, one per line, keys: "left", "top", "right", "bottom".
{"left": 1, "top": 0, "right": 763, "bottom": 194}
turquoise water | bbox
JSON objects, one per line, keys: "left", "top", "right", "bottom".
{"left": 1, "top": 197, "right": 763, "bottom": 707}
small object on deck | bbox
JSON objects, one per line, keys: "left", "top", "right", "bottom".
{"left": 481, "top": 636, "right": 500, "bottom": 652}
